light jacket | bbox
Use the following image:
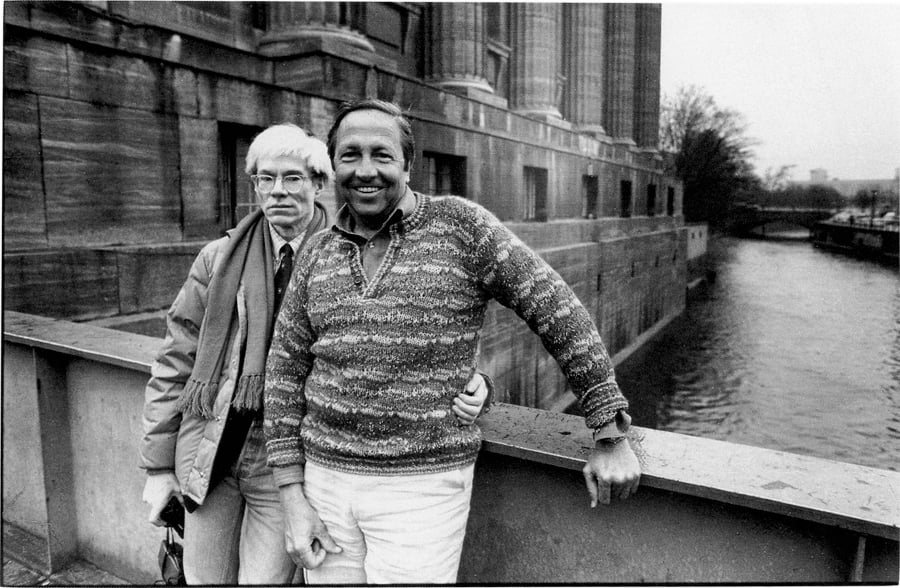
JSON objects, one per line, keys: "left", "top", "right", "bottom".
{"left": 140, "top": 229, "right": 256, "bottom": 506}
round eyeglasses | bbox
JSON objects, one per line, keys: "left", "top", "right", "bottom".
{"left": 251, "top": 174, "right": 309, "bottom": 194}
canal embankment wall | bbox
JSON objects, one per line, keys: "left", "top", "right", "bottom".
{"left": 4, "top": 1, "right": 692, "bottom": 417}
{"left": 5, "top": 216, "right": 689, "bottom": 414}
{"left": 3, "top": 311, "right": 898, "bottom": 584}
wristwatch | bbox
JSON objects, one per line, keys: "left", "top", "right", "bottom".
{"left": 591, "top": 409, "right": 631, "bottom": 446}
{"left": 593, "top": 433, "right": 628, "bottom": 447}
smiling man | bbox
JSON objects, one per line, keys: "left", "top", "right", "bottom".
{"left": 140, "top": 122, "right": 491, "bottom": 584}
{"left": 264, "top": 100, "right": 641, "bottom": 584}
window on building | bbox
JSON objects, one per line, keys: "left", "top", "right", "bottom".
{"left": 423, "top": 152, "right": 466, "bottom": 196}
{"left": 250, "top": 2, "right": 267, "bottom": 29}
{"left": 582, "top": 175, "right": 599, "bottom": 218}
{"left": 524, "top": 166, "right": 548, "bottom": 221}
{"left": 667, "top": 186, "right": 675, "bottom": 216}
{"left": 220, "top": 123, "right": 263, "bottom": 230}
{"left": 485, "top": 4, "right": 510, "bottom": 98}
{"left": 620, "top": 180, "right": 632, "bottom": 218}
{"left": 485, "top": 4, "right": 509, "bottom": 44}
{"left": 364, "top": 3, "right": 405, "bottom": 49}
{"left": 646, "top": 183, "right": 657, "bottom": 217}
{"left": 341, "top": 3, "right": 365, "bottom": 30}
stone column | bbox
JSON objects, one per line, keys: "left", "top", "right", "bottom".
{"left": 509, "top": 3, "right": 562, "bottom": 120}
{"left": 603, "top": 3, "right": 636, "bottom": 143}
{"left": 427, "top": 3, "right": 493, "bottom": 94}
{"left": 562, "top": 3, "right": 606, "bottom": 135}
{"left": 258, "top": 2, "right": 374, "bottom": 57}
{"left": 634, "top": 4, "right": 661, "bottom": 149}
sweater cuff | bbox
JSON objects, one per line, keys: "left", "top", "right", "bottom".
{"left": 477, "top": 371, "right": 495, "bottom": 415}
{"left": 272, "top": 465, "right": 305, "bottom": 487}
{"left": 592, "top": 409, "right": 632, "bottom": 440}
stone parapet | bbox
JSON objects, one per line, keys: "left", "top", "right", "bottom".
{"left": 4, "top": 310, "right": 898, "bottom": 584}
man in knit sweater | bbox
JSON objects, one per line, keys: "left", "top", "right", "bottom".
{"left": 141, "top": 122, "right": 489, "bottom": 584}
{"left": 264, "top": 99, "right": 641, "bottom": 583}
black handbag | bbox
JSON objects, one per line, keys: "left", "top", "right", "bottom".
{"left": 157, "top": 526, "right": 186, "bottom": 586}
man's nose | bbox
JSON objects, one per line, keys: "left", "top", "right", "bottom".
{"left": 270, "top": 176, "right": 288, "bottom": 196}
{"left": 354, "top": 156, "right": 377, "bottom": 179}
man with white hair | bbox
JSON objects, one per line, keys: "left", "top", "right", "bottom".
{"left": 140, "top": 123, "right": 489, "bottom": 584}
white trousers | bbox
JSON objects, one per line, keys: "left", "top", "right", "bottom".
{"left": 303, "top": 461, "right": 476, "bottom": 584}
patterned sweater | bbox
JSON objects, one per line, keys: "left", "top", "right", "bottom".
{"left": 264, "top": 193, "right": 628, "bottom": 477}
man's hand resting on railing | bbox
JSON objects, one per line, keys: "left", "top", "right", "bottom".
{"left": 583, "top": 439, "right": 641, "bottom": 507}
{"left": 142, "top": 471, "right": 182, "bottom": 526}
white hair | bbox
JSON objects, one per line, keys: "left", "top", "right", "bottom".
{"left": 244, "top": 123, "right": 333, "bottom": 180}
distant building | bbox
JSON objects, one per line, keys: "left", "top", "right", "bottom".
{"left": 790, "top": 168, "right": 900, "bottom": 201}
{"left": 809, "top": 168, "right": 829, "bottom": 184}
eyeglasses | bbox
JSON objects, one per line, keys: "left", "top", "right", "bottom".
{"left": 251, "top": 174, "right": 310, "bottom": 194}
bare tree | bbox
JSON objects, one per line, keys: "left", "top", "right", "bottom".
{"left": 762, "top": 165, "right": 797, "bottom": 192}
{"left": 660, "top": 85, "right": 758, "bottom": 226}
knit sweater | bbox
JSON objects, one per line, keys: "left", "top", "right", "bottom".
{"left": 264, "top": 193, "right": 628, "bottom": 477}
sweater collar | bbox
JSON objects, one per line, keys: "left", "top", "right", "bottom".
{"left": 333, "top": 188, "right": 427, "bottom": 240}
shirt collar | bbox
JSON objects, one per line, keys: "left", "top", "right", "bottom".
{"left": 268, "top": 223, "right": 305, "bottom": 257}
{"left": 334, "top": 186, "right": 417, "bottom": 239}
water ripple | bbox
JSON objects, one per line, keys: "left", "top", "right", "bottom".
{"left": 617, "top": 237, "right": 900, "bottom": 471}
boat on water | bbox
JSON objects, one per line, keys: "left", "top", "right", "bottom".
{"left": 811, "top": 211, "right": 899, "bottom": 263}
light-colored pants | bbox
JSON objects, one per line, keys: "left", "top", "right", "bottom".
{"left": 303, "top": 461, "right": 476, "bottom": 584}
{"left": 183, "top": 423, "right": 296, "bottom": 585}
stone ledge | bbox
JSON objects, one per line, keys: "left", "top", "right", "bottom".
{"left": 5, "top": 310, "right": 899, "bottom": 542}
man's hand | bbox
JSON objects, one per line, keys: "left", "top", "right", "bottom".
{"left": 142, "top": 472, "right": 182, "bottom": 526}
{"left": 453, "top": 372, "right": 489, "bottom": 425}
{"left": 582, "top": 439, "right": 641, "bottom": 507}
{"left": 279, "top": 483, "right": 342, "bottom": 569}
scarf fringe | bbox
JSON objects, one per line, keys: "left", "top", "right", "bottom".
{"left": 231, "top": 374, "right": 265, "bottom": 412}
{"left": 177, "top": 378, "right": 220, "bottom": 419}
{"left": 177, "top": 375, "right": 265, "bottom": 418}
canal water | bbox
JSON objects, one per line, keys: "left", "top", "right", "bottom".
{"left": 616, "top": 235, "right": 900, "bottom": 472}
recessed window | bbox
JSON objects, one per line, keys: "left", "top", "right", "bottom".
{"left": 423, "top": 152, "right": 466, "bottom": 197}
{"left": 647, "top": 183, "right": 657, "bottom": 217}
{"left": 583, "top": 175, "right": 599, "bottom": 219}
{"left": 524, "top": 166, "right": 548, "bottom": 221}
{"left": 219, "top": 122, "right": 263, "bottom": 229}
{"left": 667, "top": 186, "right": 675, "bottom": 216}
{"left": 620, "top": 180, "right": 632, "bottom": 218}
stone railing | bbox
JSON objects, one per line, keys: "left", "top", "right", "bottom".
{"left": 3, "top": 311, "right": 898, "bottom": 583}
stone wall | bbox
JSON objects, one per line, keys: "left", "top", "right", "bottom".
{"left": 4, "top": 2, "right": 685, "bottom": 407}
{"left": 478, "top": 218, "right": 686, "bottom": 409}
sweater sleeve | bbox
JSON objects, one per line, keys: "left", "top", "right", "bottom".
{"left": 263, "top": 238, "right": 319, "bottom": 474}
{"left": 471, "top": 206, "right": 628, "bottom": 430}
{"left": 139, "top": 241, "right": 216, "bottom": 471}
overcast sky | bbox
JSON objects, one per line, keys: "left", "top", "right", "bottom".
{"left": 660, "top": 2, "right": 900, "bottom": 182}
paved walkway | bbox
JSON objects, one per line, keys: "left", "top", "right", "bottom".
{"left": 2, "top": 524, "right": 130, "bottom": 586}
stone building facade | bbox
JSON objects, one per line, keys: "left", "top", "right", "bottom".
{"left": 3, "top": 1, "right": 685, "bottom": 410}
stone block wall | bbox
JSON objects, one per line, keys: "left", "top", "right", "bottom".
{"left": 478, "top": 219, "right": 687, "bottom": 410}
{"left": 3, "top": 245, "right": 201, "bottom": 320}
{"left": 595, "top": 227, "right": 687, "bottom": 357}
{"left": 4, "top": 3, "right": 686, "bottom": 408}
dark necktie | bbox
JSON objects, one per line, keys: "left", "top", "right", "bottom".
{"left": 274, "top": 244, "right": 294, "bottom": 314}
